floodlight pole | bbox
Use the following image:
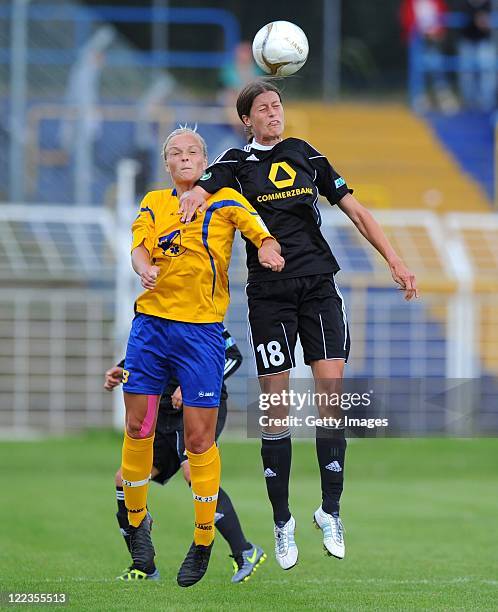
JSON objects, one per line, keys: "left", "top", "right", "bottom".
{"left": 493, "top": 0, "right": 498, "bottom": 207}
{"left": 152, "top": 0, "right": 169, "bottom": 62}
{"left": 9, "top": 0, "right": 29, "bottom": 202}
{"left": 113, "top": 158, "right": 140, "bottom": 429}
{"left": 323, "top": 0, "right": 341, "bottom": 101}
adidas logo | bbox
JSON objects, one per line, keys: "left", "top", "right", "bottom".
{"left": 264, "top": 468, "right": 277, "bottom": 478}
{"left": 246, "top": 154, "right": 259, "bottom": 161}
{"left": 325, "top": 461, "right": 342, "bottom": 472}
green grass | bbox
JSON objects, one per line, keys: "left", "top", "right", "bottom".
{"left": 1, "top": 433, "right": 497, "bottom": 610}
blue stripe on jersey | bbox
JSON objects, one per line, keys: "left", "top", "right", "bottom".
{"left": 140, "top": 206, "right": 155, "bottom": 222}
{"left": 201, "top": 200, "right": 253, "bottom": 298}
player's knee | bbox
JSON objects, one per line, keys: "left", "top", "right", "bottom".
{"left": 259, "top": 370, "right": 289, "bottom": 394}
{"left": 114, "top": 468, "right": 123, "bottom": 486}
{"left": 184, "top": 431, "right": 211, "bottom": 454}
{"left": 125, "top": 416, "right": 147, "bottom": 438}
{"left": 320, "top": 378, "right": 343, "bottom": 394}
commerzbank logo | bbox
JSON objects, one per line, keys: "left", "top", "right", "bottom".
{"left": 268, "top": 162, "right": 296, "bottom": 189}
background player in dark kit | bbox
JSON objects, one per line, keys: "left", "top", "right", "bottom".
{"left": 179, "top": 79, "right": 418, "bottom": 569}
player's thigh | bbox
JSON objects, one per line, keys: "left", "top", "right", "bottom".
{"left": 183, "top": 406, "right": 219, "bottom": 453}
{"left": 297, "top": 274, "right": 350, "bottom": 365}
{"left": 123, "top": 392, "right": 160, "bottom": 437}
{"left": 246, "top": 280, "right": 299, "bottom": 376}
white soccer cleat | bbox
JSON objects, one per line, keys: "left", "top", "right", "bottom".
{"left": 313, "top": 506, "right": 345, "bottom": 559}
{"left": 274, "top": 515, "right": 298, "bottom": 570}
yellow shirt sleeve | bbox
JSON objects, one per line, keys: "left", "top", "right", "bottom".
{"left": 131, "top": 192, "right": 156, "bottom": 255}
{"left": 219, "top": 195, "right": 273, "bottom": 248}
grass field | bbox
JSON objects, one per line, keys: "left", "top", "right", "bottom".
{"left": 1, "top": 433, "right": 497, "bottom": 610}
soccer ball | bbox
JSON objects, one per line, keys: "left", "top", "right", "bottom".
{"left": 252, "top": 21, "right": 309, "bottom": 77}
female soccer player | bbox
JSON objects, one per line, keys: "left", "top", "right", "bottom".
{"left": 106, "top": 329, "right": 266, "bottom": 584}
{"left": 120, "top": 126, "right": 283, "bottom": 587}
{"left": 179, "top": 80, "right": 418, "bottom": 570}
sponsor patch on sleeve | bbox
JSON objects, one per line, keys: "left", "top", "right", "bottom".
{"left": 334, "top": 177, "right": 346, "bottom": 189}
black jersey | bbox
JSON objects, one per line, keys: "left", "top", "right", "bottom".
{"left": 196, "top": 137, "right": 352, "bottom": 282}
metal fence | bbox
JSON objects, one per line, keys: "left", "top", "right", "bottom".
{"left": 1, "top": 197, "right": 497, "bottom": 436}
{"left": 2, "top": 1, "right": 241, "bottom": 204}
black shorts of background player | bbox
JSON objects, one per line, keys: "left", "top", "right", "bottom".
{"left": 106, "top": 328, "right": 266, "bottom": 584}
{"left": 178, "top": 79, "right": 419, "bottom": 569}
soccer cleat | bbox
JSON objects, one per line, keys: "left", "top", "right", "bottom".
{"left": 313, "top": 506, "right": 345, "bottom": 559}
{"left": 230, "top": 543, "right": 266, "bottom": 583}
{"left": 128, "top": 513, "right": 156, "bottom": 575}
{"left": 274, "top": 515, "right": 298, "bottom": 570}
{"left": 117, "top": 566, "right": 160, "bottom": 581}
{"left": 177, "top": 541, "right": 214, "bottom": 587}
{"left": 117, "top": 510, "right": 153, "bottom": 555}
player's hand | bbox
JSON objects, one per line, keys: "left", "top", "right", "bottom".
{"left": 140, "top": 264, "right": 161, "bottom": 290}
{"left": 171, "top": 386, "right": 183, "bottom": 410}
{"left": 258, "top": 238, "right": 285, "bottom": 272}
{"left": 178, "top": 189, "right": 208, "bottom": 224}
{"left": 389, "top": 257, "right": 419, "bottom": 301}
{"left": 104, "top": 366, "right": 123, "bottom": 391}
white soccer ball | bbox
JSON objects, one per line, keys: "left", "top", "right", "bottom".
{"left": 252, "top": 21, "right": 309, "bottom": 77}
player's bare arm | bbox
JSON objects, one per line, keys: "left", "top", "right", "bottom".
{"left": 171, "top": 386, "right": 183, "bottom": 410}
{"left": 258, "top": 237, "right": 285, "bottom": 272}
{"left": 337, "top": 193, "right": 418, "bottom": 301}
{"left": 178, "top": 185, "right": 210, "bottom": 223}
{"left": 104, "top": 366, "right": 124, "bottom": 391}
{"left": 131, "top": 243, "right": 160, "bottom": 290}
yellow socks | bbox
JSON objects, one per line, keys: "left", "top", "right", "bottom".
{"left": 187, "top": 443, "right": 221, "bottom": 546}
{"left": 121, "top": 431, "right": 154, "bottom": 527}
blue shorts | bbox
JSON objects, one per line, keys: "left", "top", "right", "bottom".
{"left": 123, "top": 314, "right": 225, "bottom": 408}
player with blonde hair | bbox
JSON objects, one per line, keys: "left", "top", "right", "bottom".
{"left": 120, "top": 125, "right": 283, "bottom": 587}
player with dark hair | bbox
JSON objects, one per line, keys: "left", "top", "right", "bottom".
{"left": 179, "top": 79, "right": 418, "bottom": 570}
{"left": 119, "top": 126, "right": 283, "bottom": 587}
{"left": 106, "top": 328, "right": 266, "bottom": 583}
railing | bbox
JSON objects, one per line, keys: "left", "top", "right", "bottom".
{"left": 22, "top": 103, "right": 310, "bottom": 205}
{"left": 0, "top": 4, "right": 240, "bottom": 70}
{"left": 2, "top": 2, "right": 241, "bottom": 203}
{"left": 0, "top": 202, "right": 497, "bottom": 435}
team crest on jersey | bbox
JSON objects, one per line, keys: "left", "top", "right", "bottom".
{"left": 268, "top": 162, "right": 296, "bottom": 189}
{"left": 158, "top": 230, "right": 186, "bottom": 257}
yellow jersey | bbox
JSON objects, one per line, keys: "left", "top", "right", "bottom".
{"left": 131, "top": 187, "right": 273, "bottom": 323}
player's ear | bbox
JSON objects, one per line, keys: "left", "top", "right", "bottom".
{"left": 241, "top": 114, "right": 251, "bottom": 127}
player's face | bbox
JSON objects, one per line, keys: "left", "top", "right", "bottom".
{"left": 245, "top": 90, "right": 285, "bottom": 143}
{"left": 165, "top": 134, "right": 207, "bottom": 185}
